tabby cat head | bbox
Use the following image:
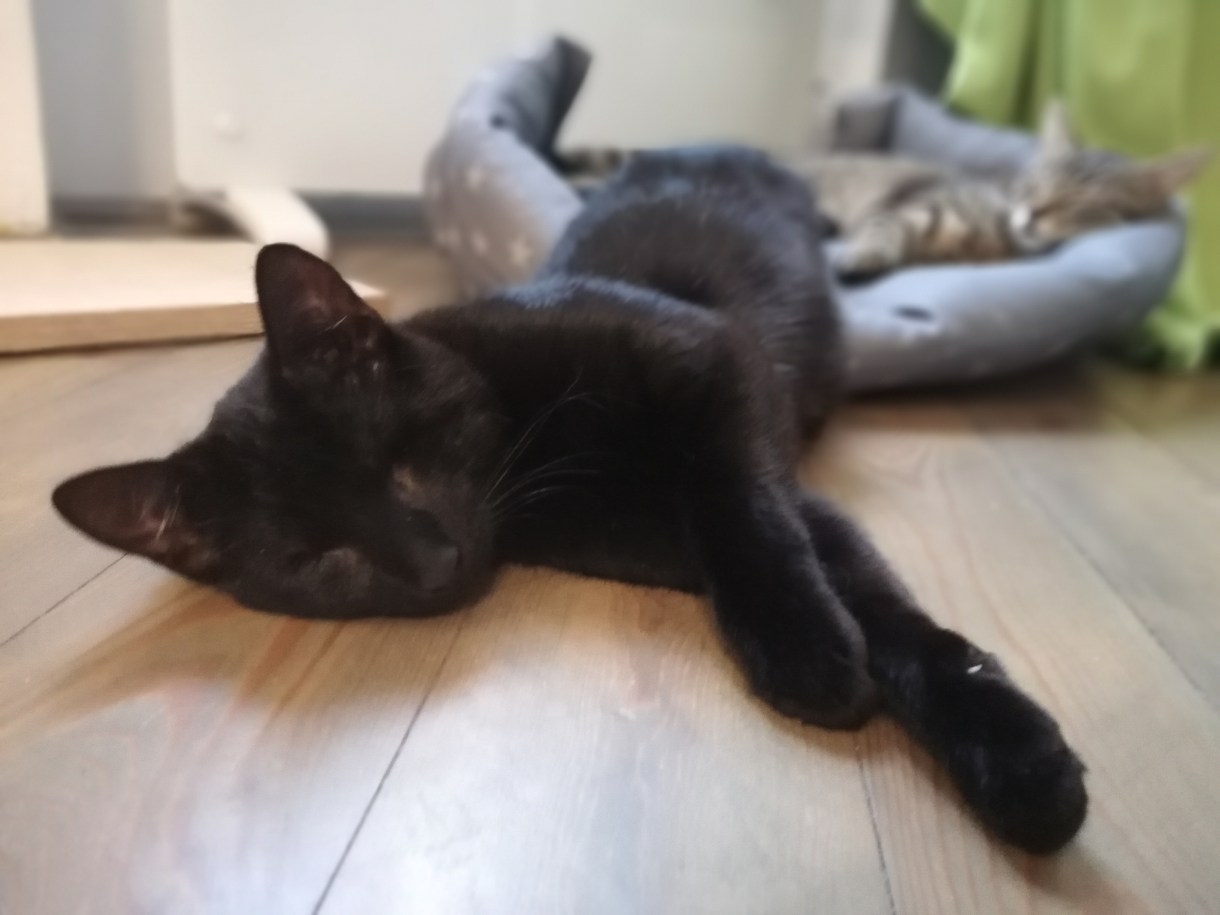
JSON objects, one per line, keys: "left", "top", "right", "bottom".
{"left": 53, "top": 244, "right": 503, "bottom": 618}
{"left": 1008, "top": 102, "right": 1211, "bottom": 252}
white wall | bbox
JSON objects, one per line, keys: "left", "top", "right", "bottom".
{"left": 808, "top": 0, "right": 896, "bottom": 147}
{"left": 540, "top": 0, "right": 820, "bottom": 155}
{"left": 31, "top": 0, "right": 175, "bottom": 200}
{"left": 170, "top": 0, "right": 823, "bottom": 195}
{"left": 1, "top": 0, "right": 50, "bottom": 229}
{"left": 31, "top": 0, "right": 875, "bottom": 200}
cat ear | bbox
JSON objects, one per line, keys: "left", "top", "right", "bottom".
{"left": 1135, "top": 147, "right": 1214, "bottom": 195}
{"left": 52, "top": 461, "right": 214, "bottom": 575}
{"left": 1036, "top": 100, "right": 1078, "bottom": 159}
{"left": 254, "top": 243, "right": 388, "bottom": 382}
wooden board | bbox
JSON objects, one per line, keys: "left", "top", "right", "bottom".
{"left": 0, "top": 239, "right": 387, "bottom": 353}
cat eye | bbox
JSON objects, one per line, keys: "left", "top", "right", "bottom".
{"left": 1028, "top": 202, "right": 1061, "bottom": 222}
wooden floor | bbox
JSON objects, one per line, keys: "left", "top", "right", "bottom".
{"left": 3, "top": 239, "right": 1220, "bottom": 914}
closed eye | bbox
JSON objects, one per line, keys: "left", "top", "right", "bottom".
{"left": 1029, "top": 202, "right": 1061, "bottom": 222}
{"left": 1073, "top": 205, "right": 1121, "bottom": 224}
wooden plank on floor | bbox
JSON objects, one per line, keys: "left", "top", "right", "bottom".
{"left": 807, "top": 402, "right": 1220, "bottom": 915}
{"left": 1088, "top": 364, "right": 1220, "bottom": 493}
{"left": 0, "top": 556, "right": 464, "bottom": 915}
{"left": 961, "top": 374, "right": 1220, "bottom": 706}
{"left": 0, "top": 240, "right": 385, "bottom": 353}
{"left": 317, "top": 568, "right": 892, "bottom": 915}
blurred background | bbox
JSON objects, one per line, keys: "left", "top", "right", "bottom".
{"left": 3, "top": 0, "right": 1217, "bottom": 364}
{"left": 22, "top": 0, "right": 938, "bottom": 205}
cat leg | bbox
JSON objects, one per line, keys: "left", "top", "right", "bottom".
{"left": 689, "top": 477, "right": 877, "bottom": 730}
{"left": 829, "top": 218, "right": 909, "bottom": 280}
{"left": 798, "top": 491, "right": 1088, "bottom": 853}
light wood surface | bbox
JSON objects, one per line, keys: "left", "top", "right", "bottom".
{"left": 1, "top": 242, "right": 1218, "bottom": 914}
{"left": 0, "top": 240, "right": 386, "bottom": 353}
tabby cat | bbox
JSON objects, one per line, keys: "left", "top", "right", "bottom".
{"left": 53, "top": 147, "right": 1087, "bottom": 853}
{"left": 558, "top": 104, "right": 1211, "bottom": 278}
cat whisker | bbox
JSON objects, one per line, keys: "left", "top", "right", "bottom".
{"left": 486, "top": 451, "right": 605, "bottom": 512}
{"left": 491, "top": 481, "right": 590, "bottom": 521}
{"left": 482, "top": 378, "right": 596, "bottom": 503}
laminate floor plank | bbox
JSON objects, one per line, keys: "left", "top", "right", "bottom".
{"left": 805, "top": 396, "right": 1220, "bottom": 915}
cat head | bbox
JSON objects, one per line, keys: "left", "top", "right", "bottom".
{"left": 1008, "top": 101, "right": 1212, "bottom": 252}
{"left": 53, "top": 244, "right": 503, "bottom": 618}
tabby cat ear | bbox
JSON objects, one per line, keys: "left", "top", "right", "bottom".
{"left": 1037, "top": 100, "right": 1078, "bottom": 159}
{"left": 1136, "top": 147, "right": 1213, "bottom": 195}
{"left": 52, "top": 461, "right": 212, "bottom": 574}
{"left": 254, "top": 243, "right": 388, "bottom": 381}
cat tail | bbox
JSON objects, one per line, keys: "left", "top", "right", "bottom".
{"left": 798, "top": 492, "right": 1088, "bottom": 854}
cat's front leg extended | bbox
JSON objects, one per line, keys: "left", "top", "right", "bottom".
{"left": 830, "top": 217, "right": 909, "bottom": 280}
{"left": 798, "top": 492, "right": 1088, "bottom": 853}
{"left": 688, "top": 474, "right": 877, "bottom": 730}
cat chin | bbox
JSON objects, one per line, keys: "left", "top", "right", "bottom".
{"left": 413, "top": 558, "right": 498, "bottom": 615}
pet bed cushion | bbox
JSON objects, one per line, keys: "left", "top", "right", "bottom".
{"left": 424, "top": 39, "right": 1185, "bottom": 390}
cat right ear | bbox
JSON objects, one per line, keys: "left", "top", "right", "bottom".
{"left": 1037, "top": 100, "right": 1078, "bottom": 160}
{"left": 254, "top": 243, "right": 390, "bottom": 385}
{"left": 1137, "top": 147, "right": 1214, "bottom": 195}
{"left": 52, "top": 461, "right": 215, "bottom": 577}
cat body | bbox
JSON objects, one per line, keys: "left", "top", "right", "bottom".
{"left": 794, "top": 153, "right": 1018, "bottom": 273}
{"left": 54, "top": 147, "right": 1087, "bottom": 853}
{"left": 558, "top": 105, "right": 1210, "bottom": 278}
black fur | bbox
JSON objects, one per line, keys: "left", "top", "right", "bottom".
{"left": 52, "top": 146, "right": 1086, "bottom": 853}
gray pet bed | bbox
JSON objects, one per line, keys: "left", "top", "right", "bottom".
{"left": 423, "top": 37, "right": 1184, "bottom": 390}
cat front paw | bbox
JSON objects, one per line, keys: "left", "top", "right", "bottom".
{"left": 727, "top": 610, "right": 878, "bottom": 730}
{"left": 828, "top": 241, "right": 893, "bottom": 282}
{"left": 929, "top": 647, "right": 1087, "bottom": 853}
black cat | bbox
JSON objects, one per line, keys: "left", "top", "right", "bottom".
{"left": 53, "top": 147, "right": 1086, "bottom": 853}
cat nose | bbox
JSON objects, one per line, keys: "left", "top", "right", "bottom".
{"left": 416, "top": 541, "right": 459, "bottom": 593}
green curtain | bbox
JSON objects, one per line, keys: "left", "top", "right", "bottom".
{"left": 919, "top": 0, "right": 1220, "bottom": 370}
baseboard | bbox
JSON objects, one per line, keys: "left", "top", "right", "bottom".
{"left": 50, "top": 193, "right": 431, "bottom": 241}
{"left": 304, "top": 193, "right": 430, "bottom": 240}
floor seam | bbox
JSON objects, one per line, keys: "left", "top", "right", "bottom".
{"left": 0, "top": 556, "right": 124, "bottom": 649}
{"left": 310, "top": 615, "right": 469, "bottom": 915}
{"left": 962, "top": 408, "right": 1217, "bottom": 716}
{"left": 857, "top": 749, "right": 899, "bottom": 915}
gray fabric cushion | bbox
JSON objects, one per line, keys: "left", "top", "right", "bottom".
{"left": 425, "top": 41, "right": 1184, "bottom": 389}
{"left": 835, "top": 86, "right": 1184, "bottom": 389}
{"left": 422, "top": 37, "right": 587, "bottom": 294}
{"left": 842, "top": 221, "right": 1181, "bottom": 388}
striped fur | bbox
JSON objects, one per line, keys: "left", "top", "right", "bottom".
{"left": 556, "top": 105, "right": 1211, "bottom": 279}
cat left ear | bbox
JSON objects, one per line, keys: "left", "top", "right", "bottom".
{"left": 52, "top": 460, "right": 215, "bottom": 576}
{"left": 1136, "top": 147, "right": 1214, "bottom": 195}
{"left": 1036, "top": 100, "right": 1078, "bottom": 160}
{"left": 254, "top": 243, "right": 389, "bottom": 383}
